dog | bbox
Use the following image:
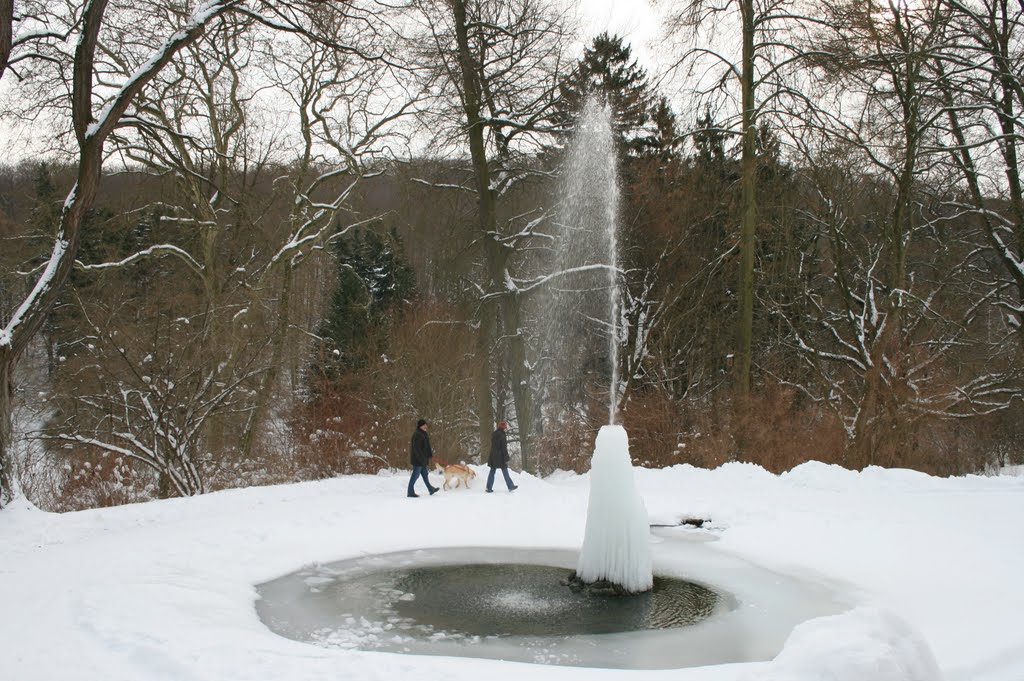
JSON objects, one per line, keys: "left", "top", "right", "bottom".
{"left": 433, "top": 462, "right": 477, "bottom": 490}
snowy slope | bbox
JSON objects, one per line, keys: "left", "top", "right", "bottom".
{"left": 2, "top": 462, "right": 1022, "bottom": 681}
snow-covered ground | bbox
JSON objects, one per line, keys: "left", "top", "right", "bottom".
{"left": 2, "top": 460, "right": 1023, "bottom": 681}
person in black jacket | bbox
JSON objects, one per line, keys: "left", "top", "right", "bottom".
{"left": 485, "top": 420, "right": 517, "bottom": 493}
{"left": 408, "top": 419, "right": 440, "bottom": 497}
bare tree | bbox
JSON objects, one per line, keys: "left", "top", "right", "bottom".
{"left": 33, "top": 4, "right": 417, "bottom": 496}
{"left": 411, "top": 0, "right": 570, "bottom": 470}
{"left": 661, "top": 0, "right": 817, "bottom": 403}
{"left": 779, "top": 0, "right": 1019, "bottom": 467}
{"left": 0, "top": 0, "right": 407, "bottom": 505}
{"left": 240, "top": 7, "right": 416, "bottom": 456}
{"left": 44, "top": 298, "right": 267, "bottom": 497}
{"left": 934, "top": 0, "right": 1024, "bottom": 347}
{"left": 0, "top": 0, "right": 255, "bottom": 505}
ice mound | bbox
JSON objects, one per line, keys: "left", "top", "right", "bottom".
{"left": 575, "top": 425, "right": 653, "bottom": 593}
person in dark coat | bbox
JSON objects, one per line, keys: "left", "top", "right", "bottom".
{"left": 486, "top": 420, "right": 517, "bottom": 493}
{"left": 408, "top": 419, "right": 440, "bottom": 497}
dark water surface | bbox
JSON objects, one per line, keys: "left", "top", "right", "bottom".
{"left": 391, "top": 563, "right": 718, "bottom": 636}
{"left": 255, "top": 544, "right": 844, "bottom": 669}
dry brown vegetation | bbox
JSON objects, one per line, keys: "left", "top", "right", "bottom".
{"left": 5, "top": 149, "right": 1021, "bottom": 514}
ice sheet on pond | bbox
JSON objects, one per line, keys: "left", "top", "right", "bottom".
{"left": 255, "top": 544, "right": 847, "bottom": 670}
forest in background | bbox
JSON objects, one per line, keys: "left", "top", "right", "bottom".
{"left": 1, "top": 0, "right": 1022, "bottom": 511}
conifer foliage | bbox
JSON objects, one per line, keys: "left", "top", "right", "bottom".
{"left": 556, "top": 32, "right": 677, "bottom": 158}
{"left": 311, "top": 226, "right": 415, "bottom": 381}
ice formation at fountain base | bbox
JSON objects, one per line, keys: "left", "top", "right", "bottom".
{"left": 575, "top": 425, "right": 653, "bottom": 593}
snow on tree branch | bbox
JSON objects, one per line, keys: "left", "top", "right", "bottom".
{"left": 76, "top": 244, "right": 205, "bottom": 278}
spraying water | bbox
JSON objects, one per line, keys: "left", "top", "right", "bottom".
{"left": 537, "top": 96, "right": 622, "bottom": 423}
{"left": 542, "top": 98, "right": 652, "bottom": 593}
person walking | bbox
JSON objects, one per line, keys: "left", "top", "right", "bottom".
{"left": 408, "top": 419, "right": 440, "bottom": 497}
{"left": 486, "top": 420, "right": 517, "bottom": 493}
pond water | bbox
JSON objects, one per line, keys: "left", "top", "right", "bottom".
{"left": 255, "top": 533, "right": 847, "bottom": 669}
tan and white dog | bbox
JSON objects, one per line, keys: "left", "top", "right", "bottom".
{"left": 433, "top": 462, "right": 477, "bottom": 490}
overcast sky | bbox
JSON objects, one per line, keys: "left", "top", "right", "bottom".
{"left": 574, "top": 0, "right": 662, "bottom": 74}
{"left": 0, "top": 1, "right": 671, "bottom": 165}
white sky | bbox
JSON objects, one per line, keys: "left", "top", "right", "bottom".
{"left": 574, "top": 0, "right": 663, "bottom": 75}
{"left": 0, "top": 1, "right": 670, "bottom": 166}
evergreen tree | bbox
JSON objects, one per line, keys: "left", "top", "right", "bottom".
{"left": 29, "top": 164, "right": 60, "bottom": 235}
{"left": 312, "top": 225, "right": 415, "bottom": 380}
{"left": 693, "top": 108, "right": 730, "bottom": 176}
{"left": 650, "top": 95, "right": 682, "bottom": 161}
{"left": 30, "top": 164, "right": 118, "bottom": 374}
{"left": 556, "top": 33, "right": 677, "bottom": 159}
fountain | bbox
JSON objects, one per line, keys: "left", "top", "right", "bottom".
{"left": 254, "top": 544, "right": 845, "bottom": 669}
{"left": 570, "top": 425, "right": 653, "bottom": 594}
{"left": 252, "top": 97, "right": 847, "bottom": 669}
{"left": 535, "top": 97, "right": 622, "bottom": 425}
{"left": 551, "top": 97, "right": 652, "bottom": 595}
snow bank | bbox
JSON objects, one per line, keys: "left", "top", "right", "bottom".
{"left": 743, "top": 607, "right": 943, "bottom": 681}
{"left": 2, "top": 458, "right": 1023, "bottom": 681}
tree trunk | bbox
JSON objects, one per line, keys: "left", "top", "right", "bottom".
{"left": 0, "top": 0, "right": 12, "bottom": 81}
{"left": 241, "top": 267, "right": 293, "bottom": 459}
{"left": 992, "top": 9, "right": 1024, "bottom": 348}
{"left": 0, "top": 357, "right": 14, "bottom": 505}
{"left": 732, "top": 0, "right": 758, "bottom": 457}
{"left": 736, "top": 0, "right": 757, "bottom": 402}
{"left": 501, "top": 293, "right": 534, "bottom": 472}
{"left": 943, "top": 85, "right": 1024, "bottom": 350}
{"left": 0, "top": 141, "right": 103, "bottom": 504}
{"left": 476, "top": 302, "right": 496, "bottom": 463}
{"left": 451, "top": 0, "right": 534, "bottom": 470}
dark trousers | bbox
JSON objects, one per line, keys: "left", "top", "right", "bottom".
{"left": 408, "top": 465, "right": 434, "bottom": 495}
{"left": 486, "top": 465, "right": 515, "bottom": 491}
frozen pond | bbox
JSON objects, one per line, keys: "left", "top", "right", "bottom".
{"left": 255, "top": 531, "right": 848, "bottom": 669}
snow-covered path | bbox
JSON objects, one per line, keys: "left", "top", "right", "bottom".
{"left": 2, "top": 462, "right": 1022, "bottom": 681}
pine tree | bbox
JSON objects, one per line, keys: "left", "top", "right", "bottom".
{"left": 693, "top": 108, "right": 730, "bottom": 176}
{"left": 312, "top": 226, "right": 415, "bottom": 381}
{"left": 556, "top": 33, "right": 677, "bottom": 159}
{"left": 31, "top": 164, "right": 118, "bottom": 374}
